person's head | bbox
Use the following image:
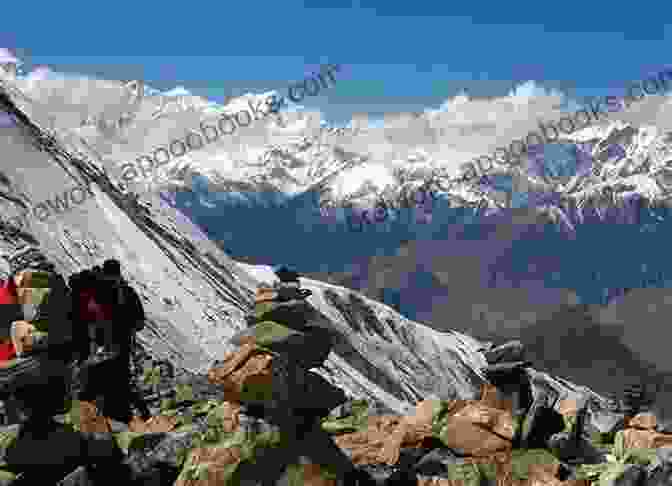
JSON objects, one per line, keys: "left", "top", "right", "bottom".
{"left": 102, "top": 259, "right": 122, "bottom": 279}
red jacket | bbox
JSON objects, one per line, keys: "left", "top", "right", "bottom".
{"left": 0, "top": 341, "right": 16, "bottom": 361}
{"left": 0, "top": 280, "right": 18, "bottom": 360}
{"left": 78, "top": 289, "right": 113, "bottom": 322}
{"left": 0, "top": 278, "right": 18, "bottom": 305}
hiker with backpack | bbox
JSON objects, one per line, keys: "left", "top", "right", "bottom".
{"left": 211, "top": 264, "right": 378, "bottom": 485}
{"left": 76, "top": 260, "right": 150, "bottom": 423}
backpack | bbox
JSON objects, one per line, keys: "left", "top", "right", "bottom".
{"left": 77, "top": 290, "right": 105, "bottom": 323}
{"left": 16, "top": 271, "right": 72, "bottom": 352}
{"left": 115, "top": 284, "right": 145, "bottom": 332}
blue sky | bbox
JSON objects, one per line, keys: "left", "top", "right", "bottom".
{"left": 3, "top": 0, "right": 670, "bottom": 124}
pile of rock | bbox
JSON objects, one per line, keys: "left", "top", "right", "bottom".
{"left": 620, "top": 412, "right": 672, "bottom": 450}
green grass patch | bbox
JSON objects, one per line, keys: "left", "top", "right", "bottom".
{"left": 113, "top": 431, "right": 147, "bottom": 454}
{"left": 321, "top": 399, "right": 370, "bottom": 435}
{"left": 509, "top": 449, "right": 559, "bottom": 480}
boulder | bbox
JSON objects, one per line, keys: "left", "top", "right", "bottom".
{"left": 619, "top": 429, "right": 672, "bottom": 450}
{"left": 334, "top": 415, "right": 414, "bottom": 465}
{"left": 74, "top": 400, "right": 113, "bottom": 433}
{"left": 627, "top": 413, "right": 657, "bottom": 430}
{"left": 451, "top": 402, "right": 515, "bottom": 440}
{"left": 480, "top": 383, "right": 513, "bottom": 413}
{"left": 406, "top": 399, "right": 441, "bottom": 429}
{"left": 437, "top": 416, "right": 511, "bottom": 456}
{"left": 206, "top": 343, "right": 275, "bottom": 404}
{"left": 336, "top": 399, "right": 456, "bottom": 467}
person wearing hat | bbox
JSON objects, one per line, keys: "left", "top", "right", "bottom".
{"left": 77, "top": 259, "right": 150, "bottom": 424}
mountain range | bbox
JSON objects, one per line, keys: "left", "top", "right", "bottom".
{"left": 0, "top": 60, "right": 670, "bottom": 419}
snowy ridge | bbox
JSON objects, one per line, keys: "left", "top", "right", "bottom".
{"left": 3, "top": 53, "right": 672, "bottom": 225}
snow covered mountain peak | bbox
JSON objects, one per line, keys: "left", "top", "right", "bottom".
{"left": 4, "top": 56, "right": 672, "bottom": 234}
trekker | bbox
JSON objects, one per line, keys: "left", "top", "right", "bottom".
{"left": 224, "top": 266, "right": 378, "bottom": 485}
{"left": 89, "top": 259, "right": 150, "bottom": 422}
